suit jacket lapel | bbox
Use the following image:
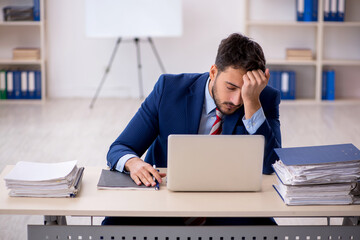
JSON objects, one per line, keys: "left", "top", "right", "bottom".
{"left": 222, "top": 106, "right": 244, "bottom": 134}
{"left": 186, "top": 73, "right": 208, "bottom": 134}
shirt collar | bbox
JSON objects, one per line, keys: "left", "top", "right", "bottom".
{"left": 204, "top": 77, "right": 217, "bottom": 115}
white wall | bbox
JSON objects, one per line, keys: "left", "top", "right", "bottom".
{"left": 46, "top": 0, "right": 245, "bottom": 98}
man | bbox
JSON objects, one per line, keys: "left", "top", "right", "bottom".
{"left": 103, "top": 33, "right": 281, "bottom": 225}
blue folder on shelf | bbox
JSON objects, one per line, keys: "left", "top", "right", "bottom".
{"left": 324, "top": 0, "right": 331, "bottom": 21}
{"left": 6, "top": 72, "right": 13, "bottom": 99}
{"left": 330, "top": 0, "right": 337, "bottom": 21}
{"left": 274, "top": 143, "right": 360, "bottom": 166}
{"left": 322, "top": 71, "right": 327, "bottom": 100}
{"left": 28, "top": 71, "right": 36, "bottom": 99}
{"left": 268, "top": 71, "right": 281, "bottom": 92}
{"left": 34, "top": 70, "right": 41, "bottom": 99}
{"left": 296, "top": 0, "right": 305, "bottom": 21}
{"left": 311, "top": 0, "right": 318, "bottom": 21}
{"left": 20, "top": 71, "right": 28, "bottom": 99}
{"left": 280, "top": 72, "right": 290, "bottom": 100}
{"left": 303, "top": 0, "right": 317, "bottom": 22}
{"left": 269, "top": 71, "right": 296, "bottom": 100}
{"left": 326, "top": 70, "right": 335, "bottom": 100}
{"left": 33, "top": 0, "right": 40, "bottom": 21}
{"left": 13, "top": 71, "right": 21, "bottom": 99}
{"left": 321, "top": 70, "right": 335, "bottom": 100}
{"left": 337, "top": 0, "right": 345, "bottom": 21}
{"left": 280, "top": 71, "right": 296, "bottom": 100}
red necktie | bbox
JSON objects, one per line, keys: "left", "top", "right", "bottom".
{"left": 184, "top": 109, "right": 224, "bottom": 226}
{"left": 210, "top": 108, "right": 223, "bottom": 135}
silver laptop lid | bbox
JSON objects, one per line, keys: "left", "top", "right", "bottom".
{"left": 167, "top": 135, "right": 264, "bottom": 192}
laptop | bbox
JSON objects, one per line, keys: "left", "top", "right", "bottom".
{"left": 167, "top": 135, "right": 265, "bottom": 192}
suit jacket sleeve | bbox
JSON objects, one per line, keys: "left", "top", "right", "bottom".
{"left": 106, "top": 75, "right": 165, "bottom": 170}
{"left": 256, "top": 88, "right": 281, "bottom": 174}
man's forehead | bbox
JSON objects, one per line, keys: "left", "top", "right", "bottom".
{"left": 217, "top": 68, "right": 246, "bottom": 87}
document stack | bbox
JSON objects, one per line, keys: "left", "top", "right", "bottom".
{"left": 272, "top": 144, "right": 360, "bottom": 205}
{"left": 286, "top": 48, "right": 313, "bottom": 61}
{"left": 13, "top": 48, "right": 40, "bottom": 61}
{"left": 4, "top": 160, "right": 84, "bottom": 198}
{"left": 3, "top": 6, "right": 34, "bottom": 21}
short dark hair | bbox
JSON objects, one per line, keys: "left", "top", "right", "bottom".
{"left": 215, "top": 33, "right": 266, "bottom": 73}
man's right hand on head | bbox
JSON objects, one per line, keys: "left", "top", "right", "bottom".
{"left": 124, "top": 157, "right": 166, "bottom": 187}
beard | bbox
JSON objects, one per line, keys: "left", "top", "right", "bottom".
{"left": 211, "top": 79, "right": 242, "bottom": 116}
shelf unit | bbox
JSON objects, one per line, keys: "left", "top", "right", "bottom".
{"left": 0, "top": 0, "right": 46, "bottom": 102}
{"left": 244, "top": 0, "right": 360, "bottom": 103}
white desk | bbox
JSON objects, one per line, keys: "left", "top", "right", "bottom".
{"left": 1, "top": 166, "right": 360, "bottom": 240}
{"left": 1, "top": 166, "right": 360, "bottom": 217}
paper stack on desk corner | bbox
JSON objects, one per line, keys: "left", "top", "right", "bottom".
{"left": 272, "top": 144, "right": 360, "bottom": 205}
{"left": 4, "top": 160, "right": 84, "bottom": 198}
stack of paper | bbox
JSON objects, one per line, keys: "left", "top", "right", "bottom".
{"left": 286, "top": 48, "right": 313, "bottom": 61}
{"left": 273, "top": 159, "right": 360, "bottom": 185}
{"left": 13, "top": 48, "right": 40, "bottom": 60}
{"left": 274, "top": 177, "right": 357, "bottom": 205}
{"left": 272, "top": 144, "right": 360, "bottom": 205}
{"left": 4, "top": 160, "right": 84, "bottom": 198}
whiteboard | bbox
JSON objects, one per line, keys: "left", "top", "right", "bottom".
{"left": 85, "top": 0, "right": 182, "bottom": 38}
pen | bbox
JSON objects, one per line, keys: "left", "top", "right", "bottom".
{"left": 153, "top": 164, "right": 160, "bottom": 191}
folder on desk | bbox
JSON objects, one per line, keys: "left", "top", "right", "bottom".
{"left": 273, "top": 180, "right": 357, "bottom": 205}
{"left": 275, "top": 143, "right": 360, "bottom": 166}
{"left": 272, "top": 144, "right": 360, "bottom": 205}
{"left": 273, "top": 143, "right": 360, "bottom": 185}
{"left": 97, "top": 169, "right": 154, "bottom": 190}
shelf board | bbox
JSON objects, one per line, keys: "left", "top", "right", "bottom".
{"left": 0, "top": 99, "right": 43, "bottom": 104}
{"left": 267, "top": 59, "right": 360, "bottom": 66}
{"left": 247, "top": 21, "right": 360, "bottom": 27}
{"left": 319, "top": 99, "right": 360, "bottom": 105}
{"left": 323, "top": 21, "right": 360, "bottom": 27}
{"left": 0, "top": 59, "right": 42, "bottom": 65}
{"left": 280, "top": 99, "right": 360, "bottom": 105}
{"left": 280, "top": 99, "right": 316, "bottom": 105}
{"left": 0, "top": 21, "right": 42, "bottom": 26}
{"left": 246, "top": 21, "right": 318, "bottom": 27}
{"left": 267, "top": 59, "right": 316, "bottom": 66}
{"left": 323, "top": 59, "right": 360, "bottom": 66}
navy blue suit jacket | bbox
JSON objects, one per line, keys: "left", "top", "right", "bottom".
{"left": 107, "top": 72, "right": 281, "bottom": 174}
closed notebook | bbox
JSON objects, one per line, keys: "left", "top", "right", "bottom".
{"left": 97, "top": 169, "right": 153, "bottom": 190}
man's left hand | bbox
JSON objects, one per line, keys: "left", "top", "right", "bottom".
{"left": 242, "top": 69, "right": 270, "bottom": 119}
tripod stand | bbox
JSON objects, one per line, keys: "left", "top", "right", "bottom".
{"left": 89, "top": 37, "right": 166, "bottom": 108}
